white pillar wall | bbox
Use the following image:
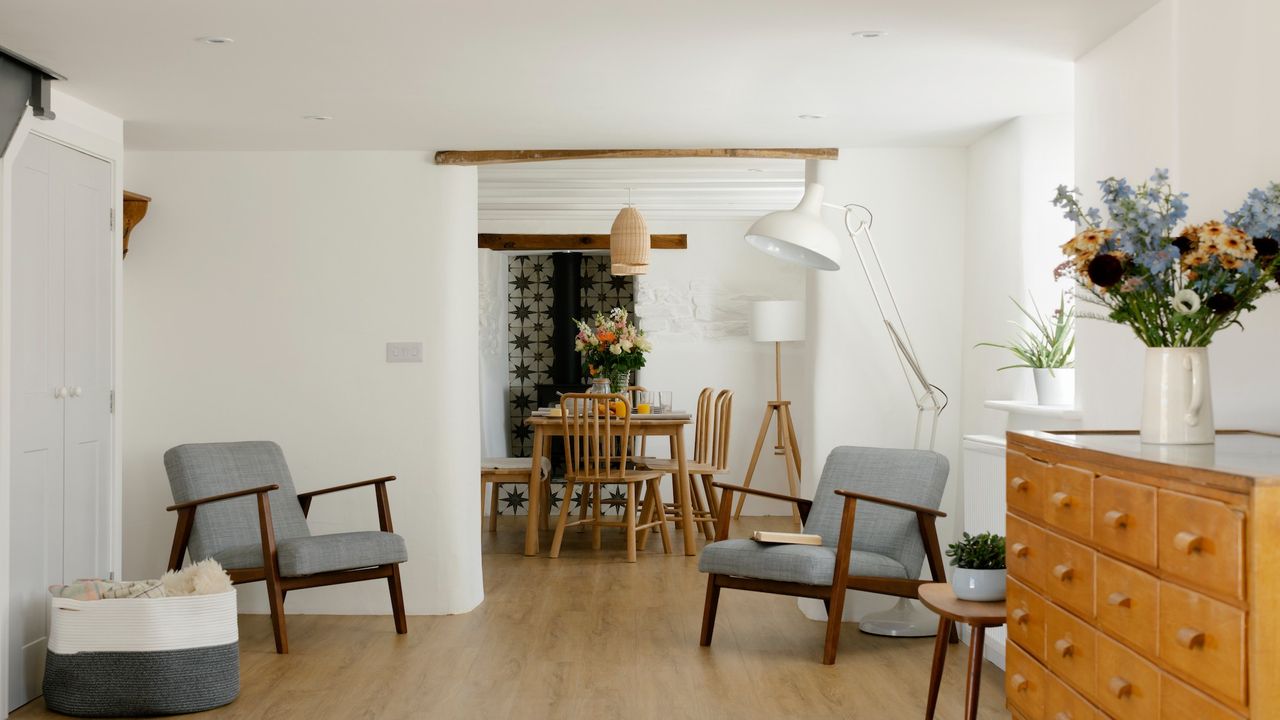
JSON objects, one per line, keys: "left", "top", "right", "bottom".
{"left": 121, "top": 151, "right": 483, "bottom": 615}
{"left": 799, "top": 151, "right": 968, "bottom": 621}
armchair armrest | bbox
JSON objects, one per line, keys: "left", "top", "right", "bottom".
{"left": 832, "top": 489, "right": 947, "bottom": 518}
{"left": 711, "top": 482, "right": 813, "bottom": 539}
{"left": 297, "top": 475, "right": 398, "bottom": 532}
{"left": 166, "top": 484, "right": 279, "bottom": 512}
{"left": 297, "top": 475, "right": 396, "bottom": 502}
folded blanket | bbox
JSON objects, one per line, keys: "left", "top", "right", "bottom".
{"left": 50, "top": 559, "right": 233, "bottom": 601}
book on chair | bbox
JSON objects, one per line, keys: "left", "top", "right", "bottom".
{"left": 750, "top": 531, "right": 822, "bottom": 546}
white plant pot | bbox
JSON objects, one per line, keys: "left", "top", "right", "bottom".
{"left": 1032, "top": 368, "right": 1074, "bottom": 406}
{"left": 952, "top": 568, "right": 1006, "bottom": 602}
{"left": 1141, "top": 347, "right": 1215, "bottom": 445}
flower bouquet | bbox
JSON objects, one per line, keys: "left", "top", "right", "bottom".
{"left": 1053, "top": 169, "right": 1280, "bottom": 443}
{"left": 574, "top": 307, "right": 652, "bottom": 393}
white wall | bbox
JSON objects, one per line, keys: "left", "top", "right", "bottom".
{"left": 1075, "top": 0, "right": 1280, "bottom": 432}
{"left": 476, "top": 217, "right": 807, "bottom": 513}
{"left": 477, "top": 249, "right": 509, "bottom": 457}
{"left": 1, "top": 90, "right": 125, "bottom": 717}
{"left": 961, "top": 114, "right": 1075, "bottom": 439}
{"left": 801, "top": 149, "right": 968, "bottom": 620}
{"left": 122, "top": 151, "right": 483, "bottom": 616}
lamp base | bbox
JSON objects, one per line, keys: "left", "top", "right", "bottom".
{"left": 856, "top": 597, "right": 939, "bottom": 638}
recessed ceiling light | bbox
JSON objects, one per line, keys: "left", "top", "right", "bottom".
{"left": 302, "top": 115, "right": 333, "bottom": 121}
{"left": 195, "top": 36, "right": 235, "bottom": 45}
{"left": 852, "top": 30, "right": 887, "bottom": 39}
{"left": 746, "top": 168, "right": 765, "bottom": 173}
{"left": 798, "top": 114, "right": 826, "bottom": 120}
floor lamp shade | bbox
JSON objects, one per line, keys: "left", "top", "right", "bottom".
{"left": 744, "top": 183, "right": 842, "bottom": 271}
{"left": 610, "top": 205, "right": 650, "bottom": 275}
{"left": 751, "top": 301, "right": 805, "bottom": 343}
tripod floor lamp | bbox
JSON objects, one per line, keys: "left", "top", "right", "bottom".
{"left": 733, "top": 300, "right": 805, "bottom": 525}
{"left": 743, "top": 181, "right": 947, "bottom": 638}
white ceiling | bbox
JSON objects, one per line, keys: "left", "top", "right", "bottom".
{"left": 0, "top": 0, "right": 1157, "bottom": 150}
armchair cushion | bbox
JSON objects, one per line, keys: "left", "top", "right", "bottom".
{"left": 214, "top": 531, "right": 408, "bottom": 577}
{"left": 803, "top": 447, "right": 948, "bottom": 579}
{"left": 165, "top": 442, "right": 312, "bottom": 563}
{"left": 698, "top": 539, "right": 907, "bottom": 586}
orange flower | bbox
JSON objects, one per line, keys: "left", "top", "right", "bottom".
{"left": 597, "top": 331, "right": 617, "bottom": 343}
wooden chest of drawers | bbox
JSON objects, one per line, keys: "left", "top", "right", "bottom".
{"left": 1004, "top": 431, "right": 1280, "bottom": 720}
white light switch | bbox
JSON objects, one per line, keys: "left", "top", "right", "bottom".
{"left": 386, "top": 342, "right": 424, "bottom": 363}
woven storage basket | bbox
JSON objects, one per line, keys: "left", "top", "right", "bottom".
{"left": 43, "top": 590, "right": 239, "bottom": 717}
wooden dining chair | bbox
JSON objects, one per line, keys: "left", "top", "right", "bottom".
{"left": 480, "top": 457, "right": 552, "bottom": 532}
{"left": 624, "top": 385, "right": 649, "bottom": 458}
{"left": 638, "top": 388, "right": 732, "bottom": 539}
{"left": 550, "top": 393, "right": 671, "bottom": 562}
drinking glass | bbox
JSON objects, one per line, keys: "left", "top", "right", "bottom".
{"left": 658, "top": 391, "right": 673, "bottom": 414}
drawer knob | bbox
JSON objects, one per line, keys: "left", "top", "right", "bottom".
{"left": 1108, "top": 677, "right": 1133, "bottom": 699}
{"left": 1106, "top": 592, "right": 1132, "bottom": 608}
{"left": 1103, "top": 510, "right": 1129, "bottom": 528}
{"left": 1011, "top": 476, "right": 1030, "bottom": 492}
{"left": 1051, "top": 491, "right": 1073, "bottom": 508}
{"left": 1010, "top": 673, "right": 1028, "bottom": 692}
{"left": 1053, "top": 638, "right": 1075, "bottom": 657}
{"left": 1176, "top": 627, "right": 1206, "bottom": 650}
{"left": 1173, "top": 531, "right": 1204, "bottom": 554}
{"left": 1011, "top": 608, "right": 1030, "bottom": 625}
{"left": 1052, "top": 564, "right": 1074, "bottom": 582}
{"left": 1011, "top": 542, "right": 1030, "bottom": 559}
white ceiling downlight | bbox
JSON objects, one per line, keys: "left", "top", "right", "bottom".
{"left": 302, "top": 115, "right": 333, "bottom": 121}
{"left": 194, "top": 36, "right": 235, "bottom": 45}
{"left": 852, "top": 30, "right": 887, "bottom": 39}
{"left": 797, "top": 114, "right": 825, "bottom": 120}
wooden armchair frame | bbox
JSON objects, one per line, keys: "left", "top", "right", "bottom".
{"left": 699, "top": 482, "right": 953, "bottom": 665}
{"left": 166, "top": 475, "right": 407, "bottom": 654}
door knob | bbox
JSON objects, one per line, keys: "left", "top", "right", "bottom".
{"left": 54, "top": 386, "right": 68, "bottom": 399}
{"left": 70, "top": 386, "right": 83, "bottom": 398}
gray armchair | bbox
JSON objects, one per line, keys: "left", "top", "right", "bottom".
{"left": 698, "top": 446, "right": 949, "bottom": 664}
{"left": 164, "top": 441, "right": 408, "bottom": 654}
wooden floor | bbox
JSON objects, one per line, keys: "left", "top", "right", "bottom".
{"left": 14, "top": 517, "right": 1008, "bottom": 719}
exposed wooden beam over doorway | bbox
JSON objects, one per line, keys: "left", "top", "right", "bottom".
{"left": 437, "top": 148, "right": 837, "bottom": 166}
{"left": 478, "top": 233, "right": 688, "bottom": 251}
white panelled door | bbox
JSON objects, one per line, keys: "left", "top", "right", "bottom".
{"left": 7, "top": 134, "right": 113, "bottom": 712}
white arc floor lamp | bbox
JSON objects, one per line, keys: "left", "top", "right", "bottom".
{"left": 734, "top": 300, "right": 806, "bottom": 526}
{"left": 744, "top": 181, "right": 947, "bottom": 638}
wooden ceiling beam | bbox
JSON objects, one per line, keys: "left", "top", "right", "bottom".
{"left": 437, "top": 148, "right": 837, "bottom": 166}
{"left": 478, "top": 233, "right": 687, "bottom": 251}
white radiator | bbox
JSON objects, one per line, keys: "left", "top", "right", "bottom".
{"left": 961, "top": 434, "right": 1008, "bottom": 669}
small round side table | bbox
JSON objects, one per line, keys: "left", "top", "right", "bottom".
{"left": 917, "top": 582, "right": 1007, "bottom": 720}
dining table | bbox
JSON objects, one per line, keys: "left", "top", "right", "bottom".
{"left": 522, "top": 411, "right": 697, "bottom": 556}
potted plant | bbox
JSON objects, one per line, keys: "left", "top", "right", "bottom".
{"left": 1053, "top": 170, "right": 1280, "bottom": 444}
{"left": 946, "top": 532, "right": 1006, "bottom": 601}
{"left": 977, "top": 295, "right": 1075, "bottom": 406}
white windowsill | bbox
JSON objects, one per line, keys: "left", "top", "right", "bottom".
{"left": 983, "top": 399, "right": 1083, "bottom": 420}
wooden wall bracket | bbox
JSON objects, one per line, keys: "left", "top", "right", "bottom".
{"left": 122, "top": 190, "right": 151, "bottom": 257}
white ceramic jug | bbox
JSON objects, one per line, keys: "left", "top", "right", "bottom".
{"left": 1140, "top": 347, "right": 1214, "bottom": 444}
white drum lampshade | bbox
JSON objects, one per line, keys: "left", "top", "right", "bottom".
{"left": 751, "top": 300, "right": 805, "bottom": 343}
{"left": 610, "top": 205, "right": 650, "bottom": 275}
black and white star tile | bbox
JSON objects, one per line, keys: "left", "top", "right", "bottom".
{"left": 488, "top": 481, "right": 631, "bottom": 516}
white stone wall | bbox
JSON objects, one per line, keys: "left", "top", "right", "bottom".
{"left": 634, "top": 278, "right": 762, "bottom": 339}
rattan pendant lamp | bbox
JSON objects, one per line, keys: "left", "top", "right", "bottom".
{"left": 610, "top": 188, "right": 650, "bottom": 275}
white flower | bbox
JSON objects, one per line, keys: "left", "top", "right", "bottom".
{"left": 609, "top": 344, "right": 623, "bottom": 355}
{"left": 619, "top": 339, "right": 633, "bottom": 351}
{"left": 1172, "top": 289, "right": 1201, "bottom": 315}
